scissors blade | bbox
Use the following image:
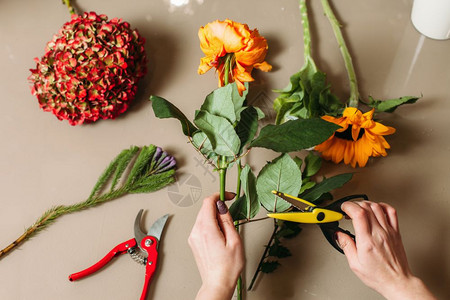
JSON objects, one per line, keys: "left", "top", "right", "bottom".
{"left": 272, "top": 190, "right": 316, "bottom": 211}
{"left": 147, "top": 214, "right": 169, "bottom": 248}
{"left": 134, "top": 209, "right": 147, "bottom": 249}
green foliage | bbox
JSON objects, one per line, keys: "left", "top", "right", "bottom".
{"left": 235, "top": 107, "right": 259, "bottom": 153}
{"left": 250, "top": 118, "right": 340, "bottom": 153}
{"left": 301, "top": 173, "right": 353, "bottom": 202}
{"left": 365, "top": 96, "right": 420, "bottom": 113}
{"left": 2, "top": 145, "right": 176, "bottom": 259}
{"left": 194, "top": 110, "right": 241, "bottom": 157}
{"left": 276, "top": 221, "right": 303, "bottom": 239}
{"left": 191, "top": 131, "right": 216, "bottom": 159}
{"left": 230, "top": 164, "right": 260, "bottom": 221}
{"left": 256, "top": 154, "right": 302, "bottom": 212}
{"left": 269, "top": 240, "right": 292, "bottom": 258}
{"left": 273, "top": 59, "right": 344, "bottom": 124}
{"left": 201, "top": 84, "right": 239, "bottom": 123}
{"left": 303, "top": 152, "right": 322, "bottom": 177}
{"left": 150, "top": 96, "right": 197, "bottom": 137}
{"left": 260, "top": 261, "right": 281, "bottom": 273}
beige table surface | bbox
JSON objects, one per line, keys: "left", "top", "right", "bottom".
{"left": 1, "top": 0, "right": 449, "bottom": 299}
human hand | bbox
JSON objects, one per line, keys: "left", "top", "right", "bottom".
{"left": 188, "top": 192, "right": 244, "bottom": 300}
{"left": 337, "top": 201, "right": 436, "bottom": 300}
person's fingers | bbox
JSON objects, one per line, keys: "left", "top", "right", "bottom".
{"left": 341, "top": 201, "right": 371, "bottom": 237}
{"left": 368, "top": 202, "right": 390, "bottom": 231}
{"left": 379, "top": 202, "right": 400, "bottom": 232}
{"left": 336, "top": 231, "right": 358, "bottom": 268}
{"left": 216, "top": 203, "right": 241, "bottom": 247}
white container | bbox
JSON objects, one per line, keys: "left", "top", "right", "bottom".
{"left": 411, "top": 0, "right": 450, "bottom": 40}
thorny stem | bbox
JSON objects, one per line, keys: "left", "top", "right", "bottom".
{"left": 320, "top": 0, "right": 360, "bottom": 107}
{"left": 248, "top": 220, "right": 279, "bottom": 291}
{"left": 0, "top": 187, "right": 128, "bottom": 260}
{"left": 62, "top": 0, "right": 76, "bottom": 15}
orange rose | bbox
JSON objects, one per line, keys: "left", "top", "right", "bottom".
{"left": 198, "top": 19, "right": 272, "bottom": 95}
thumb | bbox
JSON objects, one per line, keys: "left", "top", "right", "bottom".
{"left": 336, "top": 231, "right": 357, "bottom": 260}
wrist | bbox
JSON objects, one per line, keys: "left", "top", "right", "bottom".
{"left": 380, "top": 275, "right": 436, "bottom": 300}
{"left": 196, "top": 283, "right": 235, "bottom": 300}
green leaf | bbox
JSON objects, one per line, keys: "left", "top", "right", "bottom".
{"left": 88, "top": 147, "right": 135, "bottom": 199}
{"left": 269, "top": 242, "right": 292, "bottom": 258}
{"left": 260, "top": 261, "right": 280, "bottom": 273}
{"left": 276, "top": 221, "right": 302, "bottom": 239}
{"left": 301, "top": 173, "right": 353, "bottom": 202}
{"left": 273, "top": 59, "right": 344, "bottom": 123}
{"left": 110, "top": 146, "right": 140, "bottom": 192}
{"left": 128, "top": 169, "right": 176, "bottom": 194}
{"left": 250, "top": 118, "right": 340, "bottom": 153}
{"left": 194, "top": 110, "right": 241, "bottom": 157}
{"left": 235, "top": 106, "right": 259, "bottom": 152}
{"left": 201, "top": 84, "right": 237, "bottom": 123}
{"left": 125, "top": 146, "right": 157, "bottom": 185}
{"left": 304, "top": 152, "right": 322, "bottom": 177}
{"left": 241, "top": 164, "right": 260, "bottom": 219}
{"left": 256, "top": 154, "right": 302, "bottom": 212}
{"left": 229, "top": 195, "right": 247, "bottom": 221}
{"left": 191, "top": 131, "right": 217, "bottom": 159}
{"left": 151, "top": 95, "right": 197, "bottom": 137}
{"left": 231, "top": 82, "right": 249, "bottom": 117}
{"left": 366, "top": 96, "right": 420, "bottom": 113}
{"left": 229, "top": 165, "right": 260, "bottom": 221}
{"left": 293, "top": 156, "right": 303, "bottom": 170}
{"left": 299, "top": 179, "right": 316, "bottom": 194}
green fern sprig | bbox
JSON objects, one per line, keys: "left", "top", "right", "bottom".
{"left": 0, "top": 145, "right": 176, "bottom": 260}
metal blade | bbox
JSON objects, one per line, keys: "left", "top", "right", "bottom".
{"left": 147, "top": 214, "right": 169, "bottom": 248}
{"left": 272, "top": 190, "right": 316, "bottom": 211}
{"left": 134, "top": 209, "right": 147, "bottom": 248}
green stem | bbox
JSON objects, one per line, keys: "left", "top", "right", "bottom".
{"left": 62, "top": 0, "right": 76, "bottom": 15}
{"left": 234, "top": 160, "right": 243, "bottom": 300}
{"left": 218, "top": 156, "right": 227, "bottom": 201}
{"left": 299, "top": 0, "right": 318, "bottom": 72}
{"left": 248, "top": 221, "right": 279, "bottom": 291}
{"left": 223, "top": 53, "right": 233, "bottom": 86}
{"left": 0, "top": 188, "right": 128, "bottom": 260}
{"left": 320, "top": 0, "right": 359, "bottom": 107}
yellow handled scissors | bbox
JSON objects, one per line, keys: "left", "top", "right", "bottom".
{"left": 267, "top": 191, "right": 368, "bottom": 254}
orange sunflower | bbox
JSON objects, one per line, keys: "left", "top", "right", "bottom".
{"left": 315, "top": 107, "right": 396, "bottom": 168}
{"left": 198, "top": 19, "right": 272, "bottom": 95}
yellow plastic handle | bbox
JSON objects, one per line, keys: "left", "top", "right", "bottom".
{"left": 267, "top": 208, "right": 343, "bottom": 224}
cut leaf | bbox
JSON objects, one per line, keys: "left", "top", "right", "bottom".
{"left": 151, "top": 95, "right": 197, "bottom": 137}
{"left": 256, "top": 154, "right": 302, "bottom": 212}
{"left": 250, "top": 118, "right": 340, "bottom": 153}
{"left": 194, "top": 110, "right": 241, "bottom": 157}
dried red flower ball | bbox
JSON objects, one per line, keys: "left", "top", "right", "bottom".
{"left": 29, "top": 12, "right": 147, "bottom": 125}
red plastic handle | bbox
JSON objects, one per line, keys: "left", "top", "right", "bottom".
{"left": 139, "top": 236, "right": 159, "bottom": 300}
{"left": 69, "top": 238, "right": 137, "bottom": 282}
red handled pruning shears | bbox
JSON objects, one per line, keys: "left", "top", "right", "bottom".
{"left": 268, "top": 191, "right": 368, "bottom": 254}
{"left": 69, "top": 210, "right": 169, "bottom": 299}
